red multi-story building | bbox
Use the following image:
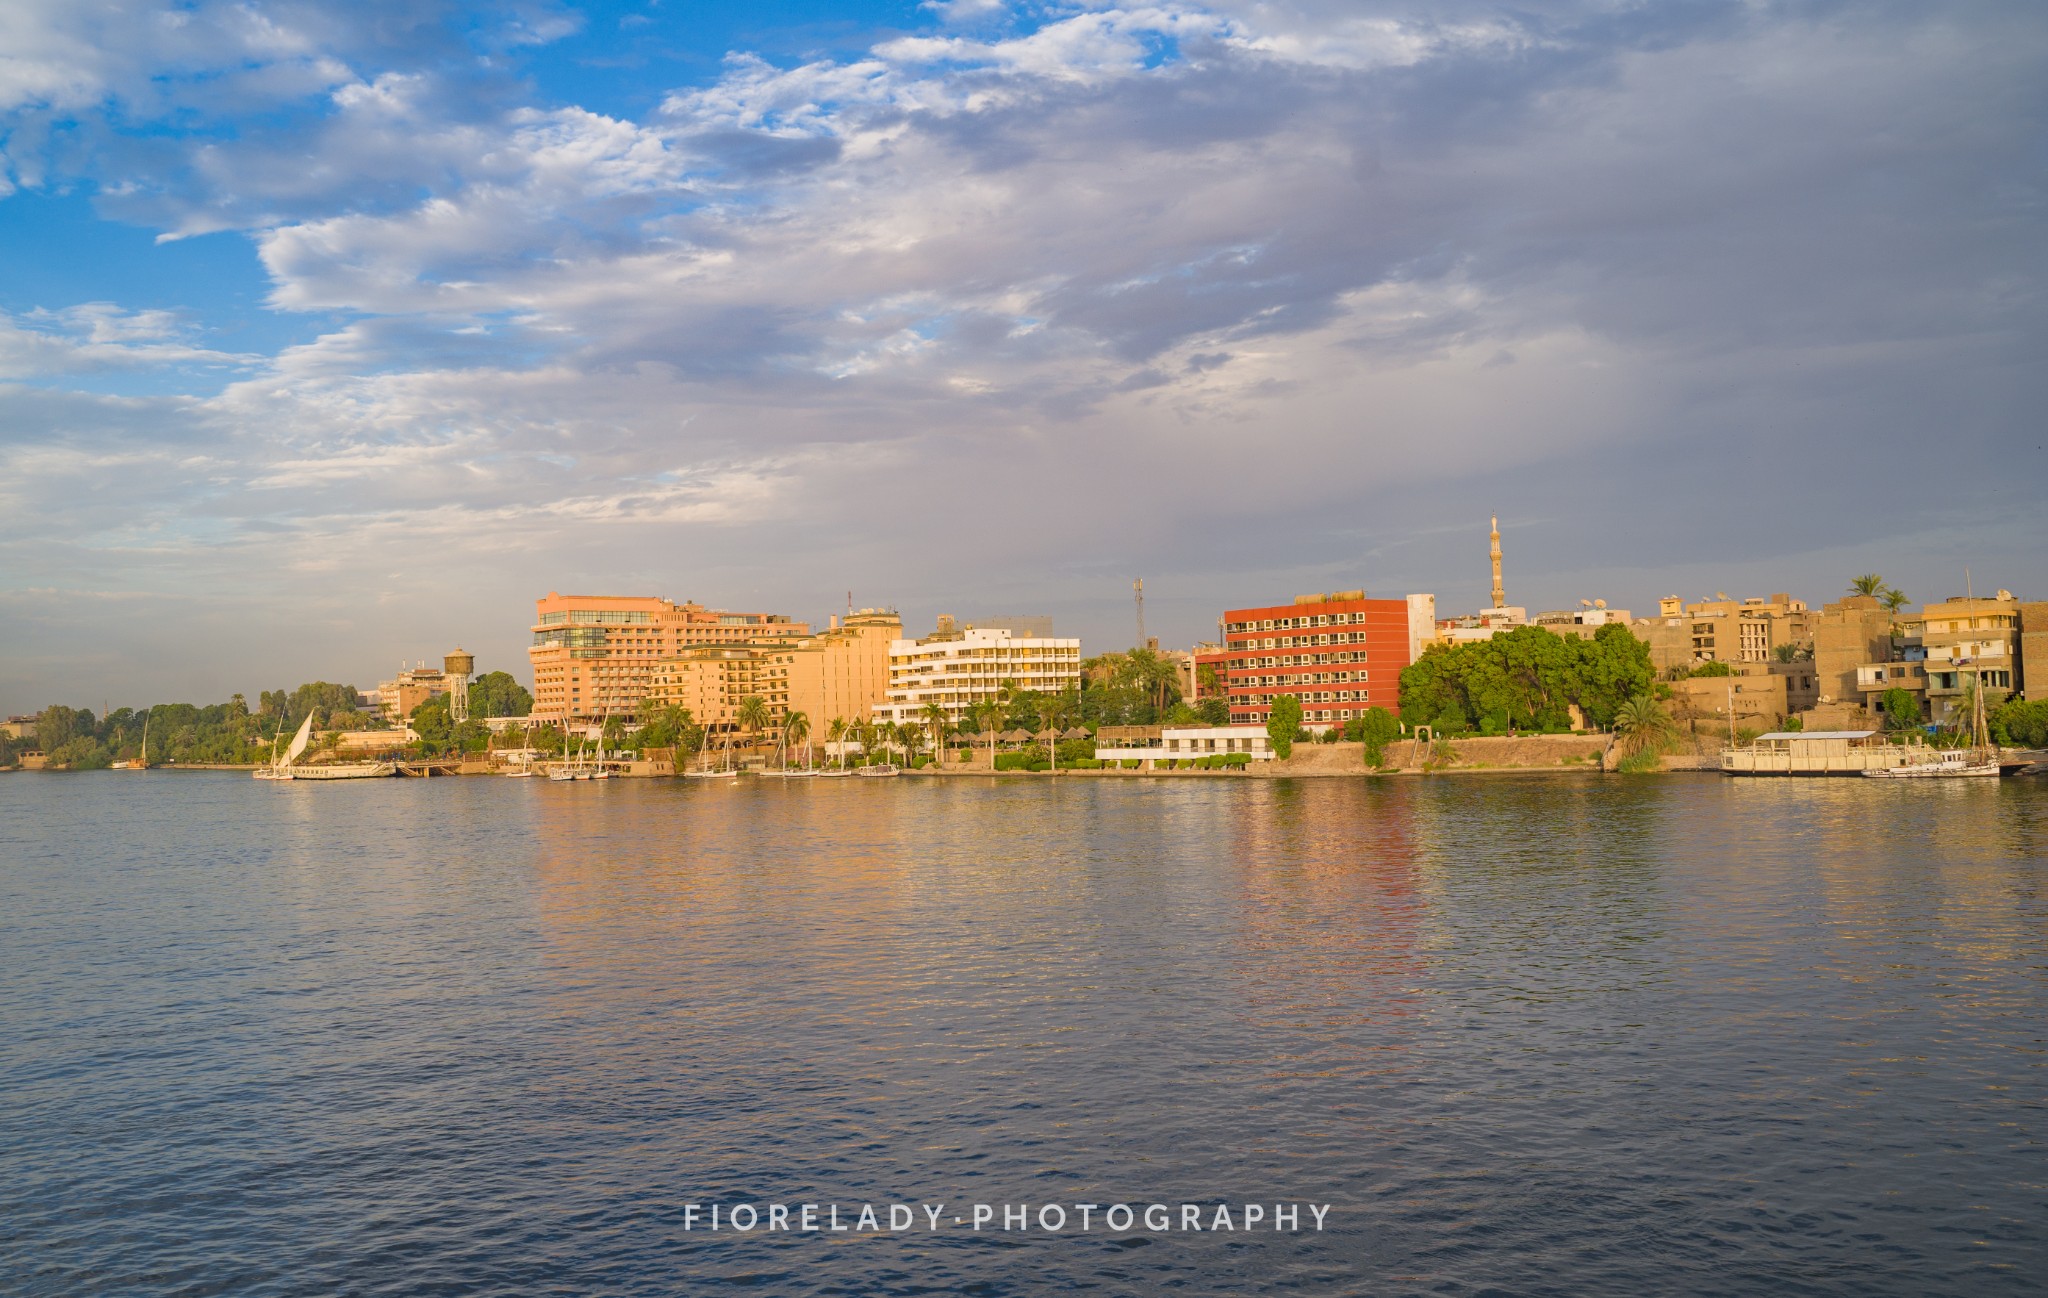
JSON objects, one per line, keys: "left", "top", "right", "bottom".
{"left": 1214, "top": 590, "right": 1437, "bottom": 727}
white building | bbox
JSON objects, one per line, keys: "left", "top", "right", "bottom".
{"left": 870, "top": 625, "right": 1082, "bottom": 725}
{"left": 1095, "top": 724, "right": 1276, "bottom": 765}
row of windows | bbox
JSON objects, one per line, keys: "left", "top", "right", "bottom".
{"left": 1230, "top": 631, "right": 1371, "bottom": 649}
{"left": 1228, "top": 652, "right": 1365, "bottom": 669}
{"left": 537, "top": 610, "right": 655, "bottom": 627}
{"left": 1225, "top": 611, "right": 1375, "bottom": 633}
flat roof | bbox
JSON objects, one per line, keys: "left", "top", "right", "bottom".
{"left": 1756, "top": 730, "right": 1875, "bottom": 741}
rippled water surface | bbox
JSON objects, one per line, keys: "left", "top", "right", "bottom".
{"left": 2, "top": 772, "right": 2044, "bottom": 1296}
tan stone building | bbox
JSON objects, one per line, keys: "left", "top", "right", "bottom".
{"left": 1918, "top": 591, "right": 2023, "bottom": 724}
{"left": 644, "top": 610, "right": 901, "bottom": 735}
{"left": 377, "top": 663, "right": 450, "bottom": 726}
{"left": 529, "top": 593, "right": 810, "bottom": 725}
{"left": 1670, "top": 663, "right": 1819, "bottom": 735}
{"left": 1813, "top": 594, "right": 1896, "bottom": 712}
{"left": 1656, "top": 592, "right": 1812, "bottom": 665}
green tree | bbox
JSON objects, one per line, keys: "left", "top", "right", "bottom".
{"left": 1849, "top": 574, "right": 1887, "bottom": 597}
{"left": 1688, "top": 659, "right": 1734, "bottom": 678}
{"left": 1879, "top": 587, "right": 1909, "bottom": 614}
{"left": 783, "top": 710, "right": 810, "bottom": 767}
{"left": 1351, "top": 706, "right": 1400, "bottom": 768}
{"left": 1612, "top": 694, "right": 1680, "bottom": 761}
{"left": 919, "top": 701, "right": 950, "bottom": 763}
{"left": 468, "top": 671, "right": 532, "bottom": 718}
{"left": 1879, "top": 687, "right": 1922, "bottom": 732}
{"left": 736, "top": 695, "right": 769, "bottom": 750}
{"left": 1988, "top": 698, "right": 2048, "bottom": 748}
{"left": 826, "top": 717, "right": 849, "bottom": 770}
{"left": 1267, "top": 695, "right": 1303, "bottom": 760}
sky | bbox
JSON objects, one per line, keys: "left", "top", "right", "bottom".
{"left": 1, "top": 0, "right": 2043, "bottom": 709}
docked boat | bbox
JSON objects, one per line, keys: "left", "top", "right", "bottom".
{"left": 292, "top": 761, "right": 397, "bottom": 780}
{"left": 1863, "top": 757, "right": 1998, "bottom": 779}
{"left": 857, "top": 763, "right": 900, "bottom": 778}
{"left": 255, "top": 713, "right": 315, "bottom": 780}
{"left": 114, "top": 715, "right": 151, "bottom": 771}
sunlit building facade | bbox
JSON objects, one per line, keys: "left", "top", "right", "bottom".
{"left": 528, "top": 593, "right": 809, "bottom": 725}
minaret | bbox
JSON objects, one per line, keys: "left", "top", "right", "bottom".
{"left": 1489, "top": 515, "right": 1505, "bottom": 610}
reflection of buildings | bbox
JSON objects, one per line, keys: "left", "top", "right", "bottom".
{"left": 1223, "top": 781, "right": 1427, "bottom": 1040}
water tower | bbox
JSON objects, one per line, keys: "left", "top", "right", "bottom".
{"left": 444, "top": 648, "right": 476, "bottom": 722}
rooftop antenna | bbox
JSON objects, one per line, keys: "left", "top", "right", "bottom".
{"left": 847, "top": 590, "right": 853, "bottom": 617}
{"left": 1134, "top": 577, "right": 1146, "bottom": 650}
{"left": 1489, "top": 515, "right": 1505, "bottom": 609}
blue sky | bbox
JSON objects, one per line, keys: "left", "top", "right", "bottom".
{"left": 2, "top": 0, "right": 2045, "bottom": 708}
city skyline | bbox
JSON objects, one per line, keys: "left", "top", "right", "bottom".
{"left": 3, "top": 0, "right": 2044, "bottom": 710}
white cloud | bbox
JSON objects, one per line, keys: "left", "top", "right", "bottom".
{"left": 1, "top": 0, "right": 2044, "bottom": 708}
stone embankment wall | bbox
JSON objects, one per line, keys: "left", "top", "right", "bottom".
{"left": 1259, "top": 734, "right": 1613, "bottom": 776}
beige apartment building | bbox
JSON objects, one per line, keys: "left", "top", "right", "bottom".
{"left": 529, "top": 593, "right": 810, "bottom": 725}
{"left": 870, "top": 618, "right": 1082, "bottom": 726}
{"left": 1654, "top": 593, "right": 1812, "bottom": 665}
{"left": 1670, "top": 662, "right": 1820, "bottom": 734}
{"left": 1814, "top": 594, "right": 1896, "bottom": 713}
{"left": 1917, "top": 592, "right": 2024, "bottom": 724}
{"left": 642, "top": 610, "right": 902, "bottom": 734}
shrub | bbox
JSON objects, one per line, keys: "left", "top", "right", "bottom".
{"left": 1615, "top": 748, "right": 1662, "bottom": 774}
{"left": 1222, "top": 752, "right": 1250, "bottom": 767}
{"left": 1122, "top": 759, "right": 1141, "bottom": 770}
{"left": 1688, "top": 660, "right": 1734, "bottom": 678}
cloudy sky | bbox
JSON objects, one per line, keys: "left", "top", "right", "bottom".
{"left": 2, "top": 0, "right": 2042, "bottom": 708}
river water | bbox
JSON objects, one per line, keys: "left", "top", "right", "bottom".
{"left": 2, "top": 772, "right": 2043, "bottom": 1296}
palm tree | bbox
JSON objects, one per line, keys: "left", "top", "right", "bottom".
{"left": 736, "top": 695, "right": 769, "bottom": 754}
{"left": 1613, "top": 694, "right": 1680, "bottom": 758}
{"left": 919, "top": 701, "right": 950, "bottom": 765}
{"left": 855, "top": 719, "right": 879, "bottom": 767}
{"left": 1880, "top": 587, "right": 1909, "bottom": 614}
{"left": 971, "top": 698, "right": 1001, "bottom": 771}
{"left": 826, "top": 717, "right": 847, "bottom": 770}
{"left": 1849, "top": 574, "right": 1886, "bottom": 597}
{"left": 899, "top": 725, "right": 925, "bottom": 767}
{"left": 784, "top": 711, "right": 810, "bottom": 769}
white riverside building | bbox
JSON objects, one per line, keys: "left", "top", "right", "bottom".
{"left": 1095, "top": 725, "right": 1276, "bottom": 765}
{"left": 869, "top": 626, "right": 1082, "bottom": 726}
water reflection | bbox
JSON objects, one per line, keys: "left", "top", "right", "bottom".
{"left": 2, "top": 773, "right": 2044, "bottom": 1297}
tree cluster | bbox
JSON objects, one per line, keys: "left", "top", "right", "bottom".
{"left": 1397, "top": 624, "right": 1654, "bottom": 736}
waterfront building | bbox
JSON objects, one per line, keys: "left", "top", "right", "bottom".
{"left": 644, "top": 609, "right": 901, "bottom": 735}
{"left": 529, "top": 593, "right": 809, "bottom": 725}
{"left": 1217, "top": 591, "right": 1436, "bottom": 727}
{"left": 1669, "top": 663, "right": 1819, "bottom": 735}
{"left": 377, "top": 662, "right": 451, "bottom": 726}
{"left": 1664, "top": 592, "right": 1812, "bottom": 665}
{"left": 1917, "top": 591, "right": 2024, "bottom": 725}
{"left": 2, "top": 714, "right": 35, "bottom": 740}
{"left": 1095, "top": 724, "right": 1276, "bottom": 765}
{"left": 868, "top": 619, "right": 1082, "bottom": 726}
{"left": 1813, "top": 593, "right": 1895, "bottom": 714}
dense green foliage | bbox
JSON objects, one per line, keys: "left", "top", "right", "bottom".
{"left": 1687, "top": 660, "right": 1734, "bottom": 678}
{"left": 19, "top": 670, "right": 525, "bottom": 768}
{"left": 468, "top": 672, "right": 533, "bottom": 718}
{"left": 1397, "top": 624, "right": 1654, "bottom": 735}
{"left": 1879, "top": 687, "right": 1922, "bottom": 731}
{"left": 1990, "top": 698, "right": 2048, "bottom": 748}
{"left": 1266, "top": 695, "right": 1302, "bottom": 759}
{"left": 1344, "top": 706, "right": 1400, "bottom": 768}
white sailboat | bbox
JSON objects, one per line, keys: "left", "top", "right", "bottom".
{"left": 115, "top": 713, "right": 149, "bottom": 770}
{"left": 254, "top": 712, "right": 314, "bottom": 780}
